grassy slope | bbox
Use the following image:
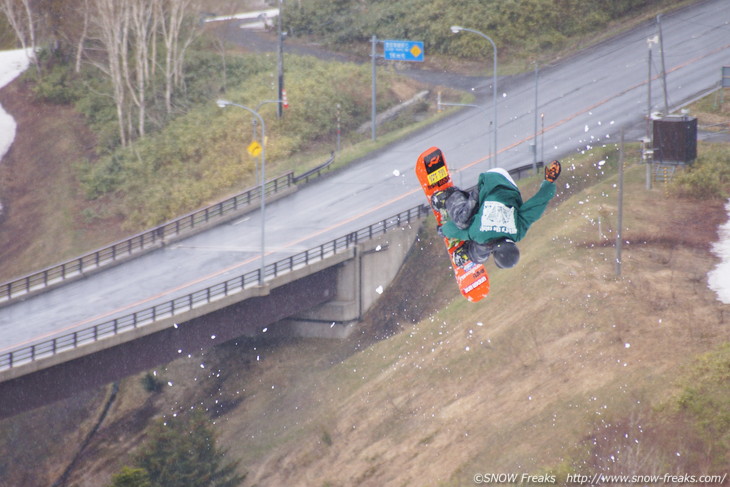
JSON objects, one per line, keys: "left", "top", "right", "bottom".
{"left": 41, "top": 151, "right": 727, "bottom": 487}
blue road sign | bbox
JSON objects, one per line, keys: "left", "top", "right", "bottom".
{"left": 383, "top": 40, "right": 424, "bottom": 62}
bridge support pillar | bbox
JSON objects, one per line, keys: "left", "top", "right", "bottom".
{"left": 276, "top": 222, "right": 421, "bottom": 338}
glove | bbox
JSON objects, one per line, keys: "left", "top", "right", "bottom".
{"left": 545, "top": 160, "right": 561, "bottom": 182}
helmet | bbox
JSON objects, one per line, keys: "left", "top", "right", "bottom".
{"left": 492, "top": 238, "right": 520, "bottom": 269}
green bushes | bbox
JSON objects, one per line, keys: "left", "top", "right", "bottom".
{"left": 78, "top": 53, "right": 409, "bottom": 228}
{"left": 671, "top": 146, "right": 730, "bottom": 199}
{"left": 284, "top": 0, "right": 676, "bottom": 60}
{"left": 674, "top": 343, "right": 730, "bottom": 471}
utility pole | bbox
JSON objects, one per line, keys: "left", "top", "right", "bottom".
{"left": 616, "top": 129, "right": 625, "bottom": 277}
{"left": 532, "top": 62, "right": 539, "bottom": 172}
{"left": 371, "top": 35, "right": 377, "bottom": 140}
{"left": 657, "top": 14, "right": 669, "bottom": 115}
{"left": 277, "top": 0, "right": 284, "bottom": 119}
{"left": 646, "top": 37, "right": 655, "bottom": 190}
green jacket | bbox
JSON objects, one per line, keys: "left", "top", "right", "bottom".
{"left": 441, "top": 172, "right": 556, "bottom": 244}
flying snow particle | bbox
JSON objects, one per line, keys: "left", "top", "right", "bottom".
{"left": 262, "top": 327, "right": 268, "bottom": 333}
{"left": 476, "top": 322, "right": 484, "bottom": 327}
{"left": 584, "top": 125, "right": 589, "bottom": 132}
{"left": 376, "top": 285, "right": 384, "bottom": 294}
{"left": 211, "top": 334, "right": 216, "bottom": 340}
{"left": 200, "top": 363, "right": 205, "bottom": 368}
{"left": 167, "top": 381, "right": 173, "bottom": 387}
{"left": 465, "top": 346, "right": 470, "bottom": 351}
{"left": 624, "top": 343, "right": 631, "bottom": 348}
{"left": 597, "top": 160, "right": 606, "bottom": 166}
{"left": 393, "top": 169, "right": 401, "bottom": 177}
{"left": 375, "top": 244, "right": 382, "bottom": 251}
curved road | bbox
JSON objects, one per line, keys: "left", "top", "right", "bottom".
{"left": 1, "top": 0, "right": 729, "bottom": 353}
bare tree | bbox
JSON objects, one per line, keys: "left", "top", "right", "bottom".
{"left": 89, "top": 0, "right": 130, "bottom": 146}
{"left": 158, "top": 0, "right": 201, "bottom": 115}
{"left": 74, "top": 0, "right": 89, "bottom": 73}
{"left": 63, "top": 0, "right": 202, "bottom": 146}
{"left": 0, "top": 0, "right": 38, "bottom": 67}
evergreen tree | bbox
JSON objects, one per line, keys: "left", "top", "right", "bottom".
{"left": 131, "top": 409, "right": 245, "bottom": 487}
{"left": 108, "top": 466, "right": 152, "bottom": 487}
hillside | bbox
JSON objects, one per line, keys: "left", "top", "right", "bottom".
{"left": 2, "top": 150, "right": 728, "bottom": 487}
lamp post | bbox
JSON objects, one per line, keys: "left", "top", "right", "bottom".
{"left": 216, "top": 99, "right": 280, "bottom": 283}
{"left": 450, "top": 25, "right": 498, "bottom": 168}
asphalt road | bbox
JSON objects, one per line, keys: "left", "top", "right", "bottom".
{"left": 1, "top": 0, "right": 729, "bottom": 353}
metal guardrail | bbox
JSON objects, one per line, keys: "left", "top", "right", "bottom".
{"left": 0, "top": 172, "right": 294, "bottom": 303}
{"left": 0, "top": 204, "right": 429, "bottom": 371}
{"left": 292, "top": 152, "right": 336, "bottom": 184}
{"left": 0, "top": 154, "right": 336, "bottom": 305}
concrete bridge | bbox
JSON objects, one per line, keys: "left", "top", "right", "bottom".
{"left": 0, "top": 189, "right": 426, "bottom": 419}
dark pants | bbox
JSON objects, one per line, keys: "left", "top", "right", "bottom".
{"left": 444, "top": 188, "right": 495, "bottom": 264}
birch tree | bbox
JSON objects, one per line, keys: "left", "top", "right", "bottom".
{"left": 0, "top": 0, "right": 38, "bottom": 67}
{"left": 89, "top": 0, "right": 129, "bottom": 146}
{"left": 158, "top": 0, "right": 200, "bottom": 115}
{"left": 84, "top": 0, "right": 201, "bottom": 146}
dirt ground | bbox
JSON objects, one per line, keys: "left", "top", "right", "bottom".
{"left": 0, "top": 79, "right": 130, "bottom": 280}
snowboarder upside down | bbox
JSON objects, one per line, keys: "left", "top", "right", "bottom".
{"left": 431, "top": 157, "right": 562, "bottom": 269}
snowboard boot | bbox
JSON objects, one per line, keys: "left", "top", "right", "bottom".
{"left": 452, "top": 244, "right": 471, "bottom": 267}
{"left": 431, "top": 186, "right": 455, "bottom": 211}
{"left": 430, "top": 186, "right": 455, "bottom": 219}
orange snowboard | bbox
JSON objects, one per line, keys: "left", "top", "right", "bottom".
{"left": 415, "top": 147, "right": 490, "bottom": 302}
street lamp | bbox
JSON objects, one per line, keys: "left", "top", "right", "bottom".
{"left": 216, "top": 99, "right": 276, "bottom": 283}
{"left": 451, "top": 25, "right": 498, "bottom": 168}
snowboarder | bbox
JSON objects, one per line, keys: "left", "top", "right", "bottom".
{"left": 431, "top": 159, "right": 562, "bottom": 269}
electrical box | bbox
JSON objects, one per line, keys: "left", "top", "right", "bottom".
{"left": 652, "top": 116, "right": 697, "bottom": 164}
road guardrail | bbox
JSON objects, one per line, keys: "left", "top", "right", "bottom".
{"left": 0, "top": 154, "right": 338, "bottom": 306}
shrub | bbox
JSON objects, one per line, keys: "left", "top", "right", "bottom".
{"left": 140, "top": 372, "right": 164, "bottom": 394}
{"left": 79, "top": 54, "right": 410, "bottom": 227}
{"left": 31, "top": 63, "right": 81, "bottom": 104}
{"left": 671, "top": 148, "right": 730, "bottom": 199}
{"left": 108, "top": 466, "right": 152, "bottom": 487}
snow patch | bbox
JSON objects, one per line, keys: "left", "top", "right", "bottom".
{"left": 708, "top": 200, "right": 730, "bottom": 303}
{"left": 0, "top": 49, "right": 33, "bottom": 164}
